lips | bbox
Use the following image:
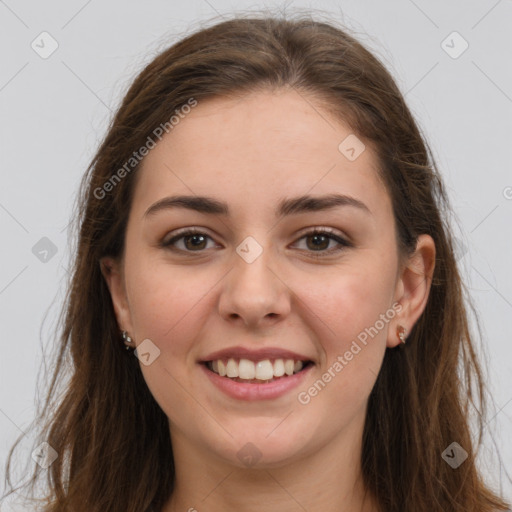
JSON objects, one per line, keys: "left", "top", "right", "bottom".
{"left": 198, "top": 346, "right": 314, "bottom": 399}
{"left": 200, "top": 360, "right": 313, "bottom": 401}
{"left": 199, "top": 346, "right": 314, "bottom": 364}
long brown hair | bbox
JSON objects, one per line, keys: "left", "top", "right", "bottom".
{"left": 2, "top": 13, "right": 510, "bottom": 512}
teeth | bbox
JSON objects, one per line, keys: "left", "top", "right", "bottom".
{"left": 255, "top": 360, "right": 273, "bottom": 380}
{"left": 239, "top": 359, "right": 256, "bottom": 379}
{"left": 273, "top": 359, "right": 285, "bottom": 377}
{"left": 226, "top": 358, "right": 238, "bottom": 378}
{"left": 208, "top": 357, "right": 308, "bottom": 381}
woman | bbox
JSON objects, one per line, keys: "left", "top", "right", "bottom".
{"left": 3, "top": 14, "right": 510, "bottom": 512}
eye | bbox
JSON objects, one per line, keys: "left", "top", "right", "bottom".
{"left": 162, "top": 228, "right": 217, "bottom": 252}
{"left": 161, "top": 227, "right": 351, "bottom": 256}
{"left": 292, "top": 228, "right": 351, "bottom": 257}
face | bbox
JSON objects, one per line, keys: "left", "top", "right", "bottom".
{"left": 102, "top": 88, "right": 432, "bottom": 469}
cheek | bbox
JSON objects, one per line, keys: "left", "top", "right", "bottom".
{"left": 125, "top": 258, "right": 208, "bottom": 355}
{"left": 307, "top": 262, "right": 395, "bottom": 344}
{"left": 302, "top": 260, "right": 395, "bottom": 396}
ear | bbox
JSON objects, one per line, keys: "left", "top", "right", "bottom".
{"left": 100, "top": 256, "right": 133, "bottom": 334}
{"left": 387, "top": 234, "right": 436, "bottom": 348}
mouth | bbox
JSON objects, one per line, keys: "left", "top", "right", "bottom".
{"left": 198, "top": 346, "right": 316, "bottom": 400}
{"left": 202, "top": 357, "right": 314, "bottom": 384}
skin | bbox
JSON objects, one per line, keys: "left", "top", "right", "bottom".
{"left": 101, "top": 88, "right": 435, "bottom": 512}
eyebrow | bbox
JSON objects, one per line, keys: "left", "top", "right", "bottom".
{"left": 143, "top": 193, "right": 372, "bottom": 219}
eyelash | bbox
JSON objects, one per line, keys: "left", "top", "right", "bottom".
{"left": 161, "top": 227, "right": 352, "bottom": 258}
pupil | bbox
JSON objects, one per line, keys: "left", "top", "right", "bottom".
{"left": 184, "top": 234, "right": 329, "bottom": 251}
{"left": 309, "top": 234, "right": 328, "bottom": 250}
{"left": 187, "top": 235, "right": 206, "bottom": 249}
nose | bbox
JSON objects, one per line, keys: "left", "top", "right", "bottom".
{"left": 217, "top": 243, "right": 291, "bottom": 329}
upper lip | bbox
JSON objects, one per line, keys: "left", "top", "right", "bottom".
{"left": 199, "top": 346, "right": 314, "bottom": 363}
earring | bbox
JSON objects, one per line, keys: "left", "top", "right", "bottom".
{"left": 397, "top": 325, "right": 407, "bottom": 344}
{"left": 121, "top": 330, "right": 134, "bottom": 351}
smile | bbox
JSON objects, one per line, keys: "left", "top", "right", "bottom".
{"left": 200, "top": 357, "right": 314, "bottom": 401}
{"left": 205, "top": 357, "right": 312, "bottom": 383}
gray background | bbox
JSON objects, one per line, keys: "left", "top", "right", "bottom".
{"left": 1, "top": 0, "right": 511, "bottom": 507}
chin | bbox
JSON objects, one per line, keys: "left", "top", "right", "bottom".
{"left": 204, "top": 417, "right": 317, "bottom": 469}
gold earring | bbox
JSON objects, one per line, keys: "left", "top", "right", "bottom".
{"left": 397, "top": 325, "right": 407, "bottom": 344}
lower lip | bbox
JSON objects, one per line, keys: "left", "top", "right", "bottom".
{"left": 200, "top": 363, "right": 313, "bottom": 401}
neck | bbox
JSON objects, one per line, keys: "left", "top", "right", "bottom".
{"left": 163, "top": 411, "right": 379, "bottom": 512}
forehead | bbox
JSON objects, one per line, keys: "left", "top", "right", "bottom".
{"left": 131, "top": 89, "right": 391, "bottom": 221}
